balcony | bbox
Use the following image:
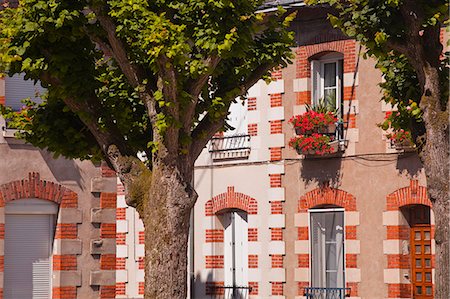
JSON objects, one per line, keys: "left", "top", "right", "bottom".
{"left": 304, "top": 287, "right": 350, "bottom": 299}
{"left": 209, "top": 134, "right": 251, "bottom": 161}
{"left": 208, "top": 285, "right": 252, "bottom": 299}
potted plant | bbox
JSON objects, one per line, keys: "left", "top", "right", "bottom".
{"left": 288, "top": 134, "right": 339, "bottom": 156}
{"left": 386, "top": 129, "right": 415, "bottom": 151}
{"left": 289, "top": 110, "right": 338, "bottom": 135}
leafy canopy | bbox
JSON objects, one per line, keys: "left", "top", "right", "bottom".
{"left": 0, "top": 0, "right": 295, "bottom": 163}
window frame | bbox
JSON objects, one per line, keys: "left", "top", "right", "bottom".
{"left": 308, "top": 207, "right": 346, "bottom": 289}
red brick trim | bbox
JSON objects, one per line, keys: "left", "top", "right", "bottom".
{"left": 116, "top": 283, "right": 126, "bottom": 296}
{"left": 271, "top": 254, "right": 283, "bottom": 268}
{"left": 248, "top": 123, "right": 258, "bottom": 136}
{"left": 298, "top": 187, "right": 356, "bottom": 211}
{"left": 0, "top": 172, "right": 77, "bottom": 206}
{"left": 298, "top": 254, "right": 309, "bottom": 268}
{"left": 387, "top": 283, "right": 411, "bottom": 298}
{"left": 100, "top": 192, "right": 116, "bottom": 208}
{"left": 100, "top": 223, "right": 116, "bottom": 238}
{"left": 386, "top": 180, "right": 431, "bottom": 210}
{"left": 248, "top": 97, "right": 257, "bottom": 111}
{"left": 249, "top": 282, "right": 259, "bottom": 295}
{"left": 206, "top": 281, "right": 224, "bottom": 295}
{"left": 271, "top": 228, "right": 283, "bottom": 241}
{"left": 138, "top": 282, "right": 144, "bottom": 295}
{"left": 270, "top": 93, "right": 282, "bottom": 107}
{"left": 205, "top": 186, "right": 258, "bottom": 215}
{"left": 270, "top": 120, "right": 283, "bottom": 134}
{"left": 53, "top": 255, "right": 77, "bottom": 271}
{"left": 248, "top": 254, "right": 258, "bottom": 268}
{"left": 248, "top": 228, "right": 258, "bottom": 241}
{"left": 53, "top": 286, "right": 77, "bottom": 299}
{"left": 100, "top": 254, "right": 116, "bottom": 270}
{"left": 205, "top": 229, "right": 224, "bottom": 242}
{"left": 99, "top": 285, "right": 116, "bottom": 299}
{"left": 271, "top": 201, "right": 283, "bottom": 214}
{"left": 269, "top": 147, "right": 282, "bottom": 161}
{"left": 271, "top": 282, "right": 284, "bottom": 295}
{"left": 55, "top": 223, "right": 77, "bottom": 239}
{"left": 205, "top": 255, "right": 224, "bottom": 268}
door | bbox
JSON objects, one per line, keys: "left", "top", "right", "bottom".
{"left": 411, "top": 225, "right": 433, "bottom": 298}
{"left": 4, "top": 214, "right": 53, "bottom": 299}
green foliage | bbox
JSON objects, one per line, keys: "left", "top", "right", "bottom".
{"left": 307, "top": 0, "right": 448, "bottom": 143}
{"left": 0, "top": 0, "right": 294, "bottom": 161}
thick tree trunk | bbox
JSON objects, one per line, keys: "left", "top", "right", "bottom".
{"left": 140, "top": 163, "right": 197, "bottom": 299}
{"left": 419, "top": 66, "right": 449, "bottom": 299}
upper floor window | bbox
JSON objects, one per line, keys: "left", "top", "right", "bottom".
{"left": 311, "top": 53, "right": 343, "bottom": 115}
{"left": 310, "top": 208, "right": 345, "bottom": 289}
{"left": 5, "top": 74, "right": 44, "bottom": 111}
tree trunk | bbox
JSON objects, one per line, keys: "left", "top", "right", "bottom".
{"left": 140, "top": 162, "right": 197, "bottom": 299}
{"left": 419, "top": 65, "right": 449, "bottom": 299}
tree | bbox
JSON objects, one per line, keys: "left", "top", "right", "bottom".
{"left": 306, "top": 0, "right": 449, "bottom": 297}
{"left": 0, "top": 0, "right": 295, "bottom": 297}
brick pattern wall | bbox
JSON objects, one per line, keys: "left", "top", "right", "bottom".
{"left": 296, "top": 187, "right": 360, "bottom": 297}
{"left": 384, "top": 180, "right": 434, "bottom": 298}
{"left": 0, "top": 172, "right": 81, "bottom": 299}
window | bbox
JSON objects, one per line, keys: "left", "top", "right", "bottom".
{"left": 227, "top": 99, "right": 248, "bottom": 136}
{"left": 311, "top": 53, "right": 343, "bottom": 114}
{"left": 4, "top": 199, "right": 57, "bottom": 299}
{"left": 310, "top": 209, "right": 345, "bottom": 289}
{"left": 222, "top": 210, "right": 248, "bottom": 297}
{"left": 5, "top": 74, "right": 44, "bottom": 111}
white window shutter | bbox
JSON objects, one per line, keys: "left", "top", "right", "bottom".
{"left": 223, "top": 212, "right": 233, "bottom": 287}
{"left": 227, "top": 99, "right": 248, "bottom": 135}
{"left": 4, "top": 214, "right": 53, "bottom": 299}
{"left": 5, "top": 74, "right": 44, "bottom": 111}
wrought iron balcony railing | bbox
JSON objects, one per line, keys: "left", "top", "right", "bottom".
{"left": 304, "top": 287, "right": 350, "bottom": 299}
{"left": 209, "top": 134, "right": 251, "bottom": 161}
{"left": 210, "top": 285, "right": 252, "bottom": 299}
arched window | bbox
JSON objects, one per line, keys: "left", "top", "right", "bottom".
{"left": 309, "top": 206, "right": 345, "bottom": 289}
{"left": 311, "top": 52, "right": 344, "bottom": 115}
{"left": 4, "top": 199, "right": 57, "bottom": 299}
{"left": 220, "top": 209, "right": 249, "bottom": 297}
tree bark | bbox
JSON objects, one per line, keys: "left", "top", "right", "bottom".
{"left": 140, "top": 162, "right": 197, "bottom": 299}
{"left": 418, "top": 65, "right": 449, "bottom": 299}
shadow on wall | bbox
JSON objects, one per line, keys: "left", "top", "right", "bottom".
{"left": 38, "top": 149, "right": 84, "bottom": 189}
{"left": 396, "top": 153, "right": 423, "bottom": 178}
{"left": 194, "top": 271, "right": 213, "bottom": 299}
{"left": 299, "top": 156, "right": 342, "bottom": 187}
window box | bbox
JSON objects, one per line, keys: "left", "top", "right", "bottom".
{"left": 392, "top": 140, "right": 416, "bottom": 152}
{"left": 289, "top": 135, "right": 341, "bottom": 157}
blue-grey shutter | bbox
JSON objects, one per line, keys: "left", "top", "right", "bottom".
{"left": 5, "top": 74, "right": 44, "bottom": 111}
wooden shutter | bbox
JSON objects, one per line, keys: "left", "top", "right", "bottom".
{"left": 234, "top": 211, "right": 248, "bottom": 290}
{"left": 4, "top": 214, "right": 53, "bottom": 299}
{"left": 5, "top": 74, "right": 44, "bottom": 111}
{"left": 311, "top": 60, "right": 321, "bottom": 105}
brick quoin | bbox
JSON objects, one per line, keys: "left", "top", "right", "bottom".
{"left": 116, "top": 283, "right": 126, "bottom": 296}
{"left": 269, "top": 174, "right": 282, "bottom": 188}
{"left": 347, "top": 282, "right": 359, "bottom": 297}
{"left": 247, "top": 123, "right": 258, "bottom": 136}
{"left": 0, "top": 224, "right": 4, "bottom": 239}
{"left": 139, "top": 231, "right": 145, "bottom": 244}
{"left": 55, "top": 223, "right": 77, "bottom": 239}
{"left": 270, "top": 120, "right": 283, "bottom": 134}
{"left": 0, "top": 172, "right": 77, "bottom": 206}
{"left": 298, "top": 187, "right": 356, "bottom": 212}
{"left": 116, "top": 257, "right": 126, "bottom": 270}
{"left": 138, "top": 282, "right": 145, "bottom": 295}
{"left": 298, "top": 254, "right": 309, "bottom": 267}
{"left": 116, "top": 207, "right": 126, "bottom": 220}
{"left": 0, "top": 256, "right": 3, "bottom": 272}
{"left": 249, "top": 282, "right": 258, "bottom": 295}
{"left": 101, "top": 163, "right": 116, "bottom": 177}
{"left": 386, "top": 225, "right": 409, "bottom": 240}
{"left": 270, "top": 93, "right": 282, "bottom": 107}
{"left": 53, "top": 255, "right": 77, "bottom": 271}
{"left": 100, "top": 254, "right": 116, "bottom": 270}
{"left": 205, "top": 186, "right": 258, "bottom": 215}
{"left": 138, "top": 257, "right": 145, "bottom": 270}
{"left": 0, "top": 96, "right": 4, "bottom": 105}
{"left": 100, "top": 192, "right": 117, "bottom": 208}
{"left": 117, "top": 182, "right": 125, "bottom": 196}
{"left": 271, "top": 201, "right": 283, "bottom": 214}
{"left": 343, "top": 113, "right": 356, "bottom": 129}
{"left": 271, "top": 228, "right": 283, "bottom": 241}
{"left": 296, "top": 91, "right": 311, "bottom": 105}
{"left": 205, "top": 255, "right": 224, "bottom": 268}
{"left": 100, "top": 223, "right": 116, "bottom": 239}
{"left": 387, "top": 254, "right": 410, "bottom": 269}
{"left": 271, "top": 67, "right": 283, "bottom": 80}
{"left": 99, "top": 285, "right": 116, "bottom": 299}
{"left": 271, "top": 282, "right": 284, "bottom": 296}
{"left": 297, "top": 282, "right": 309, "bottom": 296}
{"left": 269, "top": 147, "right": 282, "bottom": 161}
{"left": 298, "top": 226, "right": 308, "bottom": 240}
{"left": 205, "top": 229, "right": 224, "bottom": 242}
{"left": 248, "top": 228, "right": 258, "bottom": 242}
{"left": 53, "top": 286, "right": 77, "bottom": 299}
{"left": 388, "top": 283, "right": 411, "bottom": 298}
{"left": 248, "top": 254, "right": 258, "bottom": 268}
{"left": 343, "top": 86, "right": 356, "bottom": 101}
{"left": 116, "top": 233, "right": 126, "bottom": 245}
{"left": 346, "top": 254, "right": 358, "bottom": 268}
{"left": 345, "top": 226, "right": 357, "bottom": 239}
{"left": 248, "top": 97, "right": 257, "bottom": 111}
{"left": 271, "top": 254, "right": 283, "bottom": 268}
{"left": 386, "top": 180, "right": 431, "bottom": 210}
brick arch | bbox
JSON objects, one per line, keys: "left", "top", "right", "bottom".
{"left": 386, "top": 179, "right": 430, "bottom": 210}
{"left": 205, "top": 186, "right": 258, "bottom": 215}
{"left": 0, "top": 172, "right": 77, "bottom": 207}
{"left": 298, "top": 186, "right": 356, "bottom": 212}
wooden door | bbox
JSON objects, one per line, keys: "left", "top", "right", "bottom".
{"left": 411, "top": 225, "right": 433, "bottom": 298}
